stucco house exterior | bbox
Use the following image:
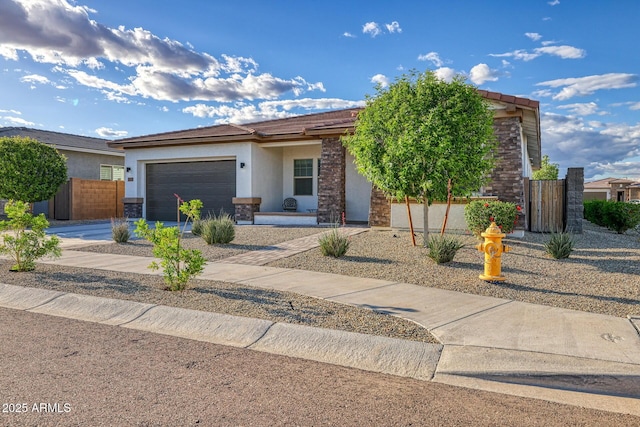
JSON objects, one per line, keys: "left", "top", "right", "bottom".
{"left": 0, "top": 127, "right": 124, "bottom": 215}
{"left": 108, "top": 90, "right": 541, "bottom": 228}
{"left": 584, "top": 177, "right": 640, "bottom": 202}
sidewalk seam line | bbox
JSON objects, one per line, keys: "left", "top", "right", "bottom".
{"left": 430, "top": 300, "right": 514, "bottom": 330}
{"left": 326, "top": 282, "right": 401, "bottom": 299}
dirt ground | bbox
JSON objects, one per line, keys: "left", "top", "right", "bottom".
{"left": 1, "top": 308, "right": 638, "bottom": 427}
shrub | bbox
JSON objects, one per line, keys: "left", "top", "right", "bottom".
{"left": 544, "top": 232, "right": 574, "bottom": 259}
{"left": 111, "top": 217, "right": 131, "bottom": 243}
{"left": 464, "top": 200, "right": 520, "bottom": 237}
{"left": 0, "top": 136, "right": 67, "bottom": 203}
{"left": 584, "top": 200, "right": 640, "bottom": 234}
{"left": 0, "top": 200, "right": 61, "bottom": 271}
{"left": 191, "top": 217, "right": 204, "bottom": 236}
{"left": 426, "top": 235, "right": 464, "bottom": 264}
{"left": 200, "top": 211, "right": 235, "bottom": 244}
{"left": 134, "top": 198, "right": 205, "bottom": 291}
{"left": 318, "top": 226, "right": 350, "bottom": 258}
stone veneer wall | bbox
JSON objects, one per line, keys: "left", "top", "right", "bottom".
{"left": 564, "top": 167, "right": 584, "bottom": 233}
{"left": 368, "top": 185, "right": 391, "bottom": 227}
{"left": 232, "top": 197, "right": 262, "bottom": 222}
{"left": 123, "top": 197, "right": 143, "bottom": 218}
{"left": 317, "top": 137, "right": 346, "bottom": 223}
{"left": 483, "top": 116, "right": 526, "bottom": 228}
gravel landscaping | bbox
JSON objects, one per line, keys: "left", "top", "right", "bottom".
{"left": 2, "top": 220, "right": 638, "bottom": 346}
{"left": 270, "top": 221, "right": 640, "bottom": 318}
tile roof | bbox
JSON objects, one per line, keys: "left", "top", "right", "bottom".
{"left": 0, "top": 127, "right": 120, "bottom": 154}
{"left": 584, "top": 177, "right": 637, "bottom": 188}
{"left": 109, "top": 90, "right": 540, "bottom": 149}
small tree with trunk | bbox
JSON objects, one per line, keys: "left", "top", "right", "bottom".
{"left": 342, "top": 70, "right": 497, "bottom": 245}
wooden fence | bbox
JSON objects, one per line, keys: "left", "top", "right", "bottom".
{"left": 49, "top": 178, "right": 124, "bottom": 220}
{"left": 529, "top": 179, "right": 565, "bottom": 232}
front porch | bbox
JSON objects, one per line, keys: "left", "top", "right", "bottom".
{"left": 253, "top": 212, "right": 318, "bottom": 226}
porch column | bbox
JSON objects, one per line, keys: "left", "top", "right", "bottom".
{"left": 317, "top": 137, "right": 345, "bottom": 224}
{"left": 368, "top": 185, "right": 391, "bottom": 227}
{"left": 123, "top": 197, "right": 143, "bottom": 219}
{"left": 232, "top": 197, "right": 261, "bottom": 224}
{"left": 565, "top": 168, "right": 584, "bottom": 233}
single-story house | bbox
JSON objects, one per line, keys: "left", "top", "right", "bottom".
{"left": 584, "top": 177, "right": 640, "bottom": 202}
{"left": 108, "top": 90, "right": 541, "bottom": 228}
{"left": 0, "top": 127, "right": 125, "bottom": 216}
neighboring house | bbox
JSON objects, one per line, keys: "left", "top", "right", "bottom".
{"left": 584, "top": 177, "right": 640, "bottom": 202}
{"left": 108, "top": 90, "right": 541, "bottom": 227}
{"left": 0, "top": 127, "right": 125, "bottom": 215}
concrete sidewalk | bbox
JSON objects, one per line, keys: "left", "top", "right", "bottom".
{"left": 2, "top": 247, "right": 640, "bottom": 416}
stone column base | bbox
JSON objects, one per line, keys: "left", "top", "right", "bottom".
{"left": 232, "top": 197, "right": 262, "bottom": 224}
{"left": 122, "top": 197, "right": 143, "bottom": 219}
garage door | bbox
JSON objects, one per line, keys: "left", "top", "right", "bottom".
{"left": 146, "top": 160, "right": 236, "bottom": 221}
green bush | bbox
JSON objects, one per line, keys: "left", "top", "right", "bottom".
{"left": 464, "top": 200, "right": 520, "bottom": 237}
{"left": 111, "top": 217, "right": 131, "bottom": 243}
{"left": 134, "top": 199, "right": 205, "bottom": 291}
{"left": 191, "top": 216, "right": 204, "bottom": 236}
{"left": 426, "top": 235, "right": 464, "bottom": 264}
{"left": 319, "top": 226, "right": 350, "bottom": 258}
{"left": 0, "top": 200, "right": 61, "bottom": 271}
{"left": 584, "top": 200, "right": 640, "bottom": 234}
{"left": 544, "top": 232, "right": 574, "bottom": 259}
{"left": 201, "top": 211, "right": 235, "bottom": 244}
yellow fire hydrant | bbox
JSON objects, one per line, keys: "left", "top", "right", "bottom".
{"left": 476, "top": 222, "right": 510, "bottom": 282}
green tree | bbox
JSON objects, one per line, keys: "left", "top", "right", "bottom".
{"left": 342, "top": 70, "right": 497, "bottom": 244}
{"left": 0, "top": 136, "right": 67, "bottom": 203}
{"left": 532, "top": 155, "right": 559, "bottom": 180}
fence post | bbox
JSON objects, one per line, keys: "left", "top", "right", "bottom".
{"left": 564, "top": 168, "right": 584, "bottom": 233}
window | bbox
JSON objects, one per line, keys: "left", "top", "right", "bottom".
{"left": 293, "top": 159, "right": 313, "bottom": 196}
{"left": 100, "top": 165, "right": 125, "bottom": 181}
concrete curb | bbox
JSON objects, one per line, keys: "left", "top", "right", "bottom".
{"left": 249, "top": 322, "right": 442, "bottom": 381}
{"left": 0, "top": 284, "right": 439, "bottom": 381}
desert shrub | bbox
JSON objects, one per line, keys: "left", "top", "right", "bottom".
{"left": 464, "top": 200, "right": 520, "bottom": 237}
{"left": 584, "top": 200, "right": 640, "bottom": 233}
{"left": 200, "top": 211, "right": 235, "bottom": 244}
{"left": 191, "top": 216, "right": 204, "bottom": 236}
{"left": 111, "top": 217, "right": 131, "bottom": 243}
{"left": 426, "top": 235, "right": 464, "bottom": 264}
{"left": 0, "top": 200, "right": 61, "bottom": 271}
{"left": 318, "top": 226, "right": 350, "bottom": 258}
{"left": 134, "top": 198, "right": 205, "bottom": 291}
{"left": 544, "top": 232, "right": 574, "bottom": 259}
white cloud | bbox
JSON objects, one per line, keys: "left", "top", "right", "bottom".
{"left": 434, "top": 67, "right": 456, "bottom": 82}
{"left": 385, "top": 21, "right": 402, "bottom": 33}
{"left": 630, "top": 102, "right": 640, "bottom": 111}
{"left": 417, "top": 52, "right": 443, "bottom": 67}
{"left": 535, "top": 45, "right": 586, "bottom": 59}
{"left": 490, "top": 44, "right": 585, "bottom": 61}
{"left": 370, "top": 74, "right": 390, "bottom": 88}
{"left": 2, "top": 115, "right": 34, "bottom": 126}
{"left": 342, "top": 32, "right": 355, "bottom": 38}
{"left": 525, "top": 32, "right": 542, "bottom": 41}
{"left": 536, "top": 73, "right": 638, "bottom": 100}
{"left": 541, "top": 112, "right": 640, "bottom": 179}
{"left": 0, "top": 0, "right": 322, "bottom": 104}
{"left": 183, "top": 98, "right": 364, "bottom": 124}
{"left": 548, "top": 0, "right": 560, "bottom": 5}
{"left": 362, "top": 22, "right": 382, "bottom": 37}
{"left": 489, "top": 50, "right": 540, "bottom": 61}
{"left": 95, "top": 127, "right": 128, "bottom": 137}
{"left": 20, "top": 74, "right": 50, "bottom": 85}
{"left": 0, "top": 109, "right": 22, "bottom": 115}
{"left": 469, "top": 63, "right": 499, "bottom": 85}
{"left": 556, "top": 102, "right": 601, "bottom": 116}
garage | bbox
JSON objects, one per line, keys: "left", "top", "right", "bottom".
{"left": 146, "top": 160, "right": 236, "bottom": 221}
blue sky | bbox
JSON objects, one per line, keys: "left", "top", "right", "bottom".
{"left": 1, "top": 0, "right": 639, "bottom": 181}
